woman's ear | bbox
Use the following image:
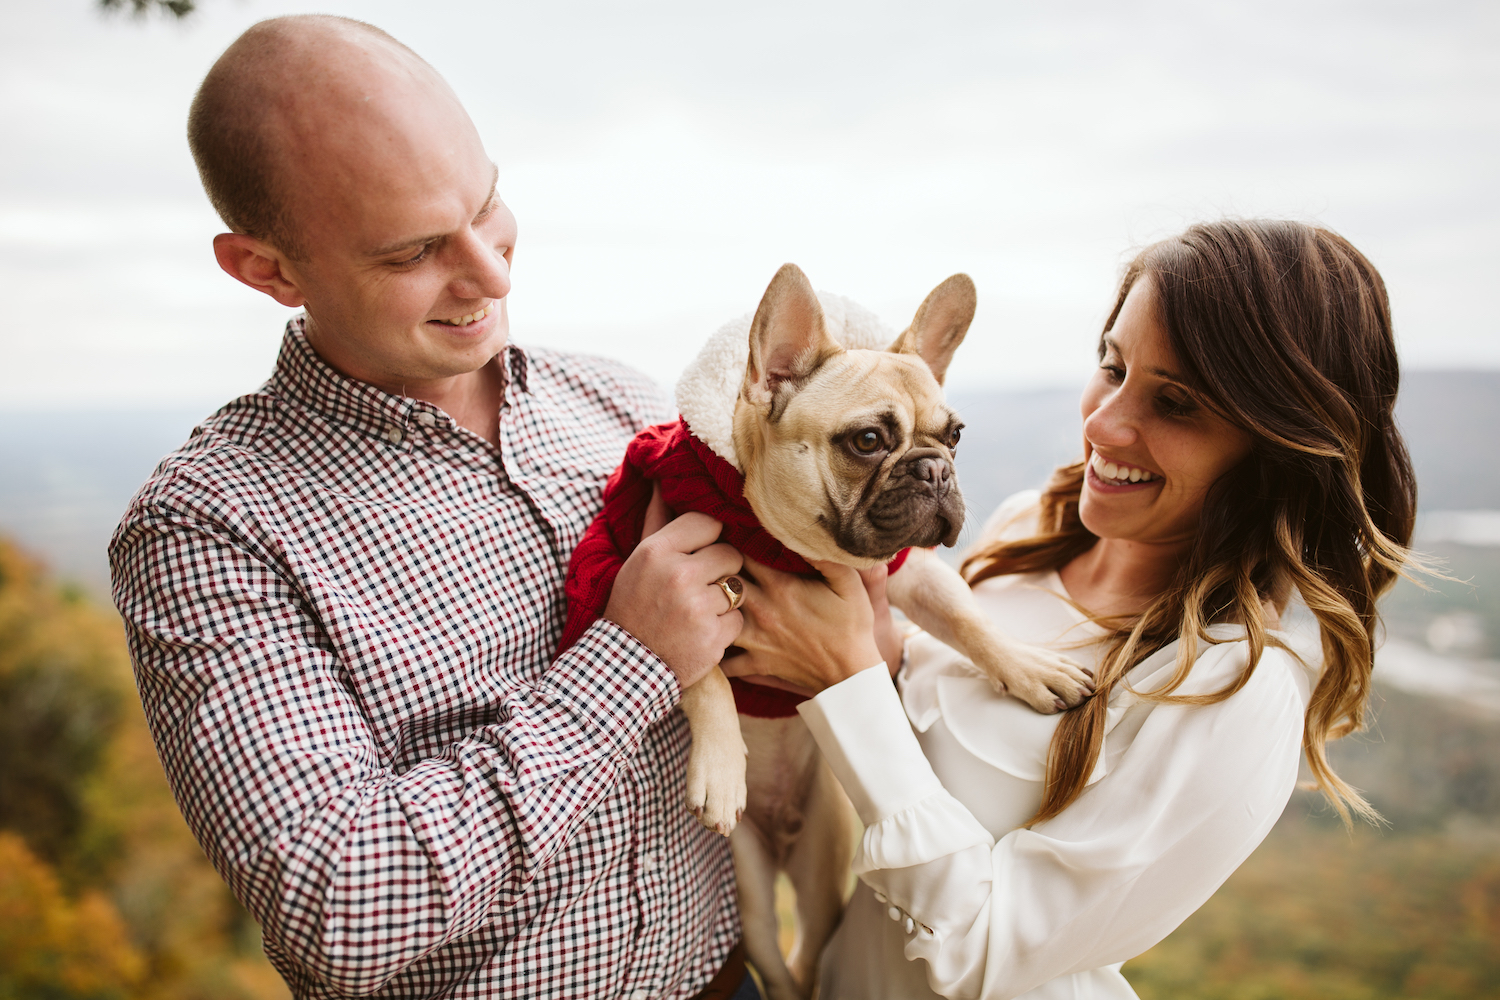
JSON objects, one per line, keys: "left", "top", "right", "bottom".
{"left": 212, "top": 232, "right": 307, "bottom": 308}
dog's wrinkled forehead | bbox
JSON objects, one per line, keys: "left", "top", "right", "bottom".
{"left": 788, "top": 350, "right": 959, "bottom": 444}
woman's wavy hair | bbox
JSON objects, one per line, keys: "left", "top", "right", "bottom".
{"left": 961, "top": 219, "right": 1416, "bottom": 826}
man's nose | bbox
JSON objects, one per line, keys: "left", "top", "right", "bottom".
{"left": 449, "top": 230, "right": 511, "bottom": 302}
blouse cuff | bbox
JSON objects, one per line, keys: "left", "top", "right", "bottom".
{"left": 853, "top": 791, "right": 995, "bottom": 874}
{"left": 798, "top": 664, "right": 950, "bottom": 825}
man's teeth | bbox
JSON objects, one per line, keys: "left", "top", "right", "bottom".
{"left": 434, "top": 303, "right": 494, "bottom": 327}
{"left": 1090, "top": 452, "right": 1158, "bottom": 485}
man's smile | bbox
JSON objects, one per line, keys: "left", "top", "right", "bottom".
{"left": 430, "top": 301, "right": 496, "bottom": 327}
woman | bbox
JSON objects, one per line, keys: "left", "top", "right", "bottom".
{"left": 734, "top": 219, "right": 1415, "bottom": 999}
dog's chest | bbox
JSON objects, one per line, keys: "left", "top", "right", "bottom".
{"left": 739, "top": 715, "right": 824, "bottom": 855}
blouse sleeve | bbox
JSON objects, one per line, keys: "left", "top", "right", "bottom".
{"left": 798, "top": 645, "right": 1308, "bottom": 1000}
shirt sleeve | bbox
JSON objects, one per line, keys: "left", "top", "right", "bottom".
{"left": 799, "top": 645, "right": 1306, "bottom": 1000}
{"left": 111, "top": 496, "right": 682, "bottom": 995}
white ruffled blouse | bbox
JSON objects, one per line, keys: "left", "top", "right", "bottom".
{"left": 798, "top": 493, "right": 1320, "bottom": 1000}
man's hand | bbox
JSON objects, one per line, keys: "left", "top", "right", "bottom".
{"left": 726, "top": 557, "right": 885, "bottom": 693}
{"left": 605, "top": 510, "right": 744, "bottom": 689}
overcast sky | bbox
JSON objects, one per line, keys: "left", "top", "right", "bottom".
{"left": 1, "top": 0, "right": 1495, "bottom": 410}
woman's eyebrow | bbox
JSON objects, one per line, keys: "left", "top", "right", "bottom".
{"left": 1102, "top": 334, "right": 1191, "bottom": 386}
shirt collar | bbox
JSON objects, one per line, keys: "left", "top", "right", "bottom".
{"left": 267, "top": 313, "right": 530, "bottom": 441}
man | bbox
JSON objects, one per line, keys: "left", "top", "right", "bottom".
{"left": 111, "top": 15, "right": 762, "bottom": 998}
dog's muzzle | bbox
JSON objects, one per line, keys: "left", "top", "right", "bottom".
{"left": 840, "top": 449, "right": 966, "bottom": 558}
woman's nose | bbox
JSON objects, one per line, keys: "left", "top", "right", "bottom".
{"left": 1083, "top": 388, "right": 1139, "bottom": 449}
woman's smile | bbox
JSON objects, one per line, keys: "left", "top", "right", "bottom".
{"left": 1075, "top": 277, "right": 1252, "bottom": 547}
{"left": 1085, "top": 451, "right": 1161, "bottom": 489}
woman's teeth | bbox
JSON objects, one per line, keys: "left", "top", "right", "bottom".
{"left": 1090, "top": 452, "right": 1158, "bottom": 485}
{"left": 434, "top": 303, "right": 494, "bottom": 327}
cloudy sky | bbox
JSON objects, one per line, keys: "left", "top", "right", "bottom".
{"left": 1, "top": 0, "right": 1495, "bottom": 410}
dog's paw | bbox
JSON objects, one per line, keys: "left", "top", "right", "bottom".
{"left": 980, "top": 643, "right": 1096, "bottom": 715}
{"left": 684, "top": 734, "right": 748, "bottom": 837}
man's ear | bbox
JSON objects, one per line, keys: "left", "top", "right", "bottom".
{"left": 212, "top": 233, "right": 308, "bottom": 308}
{"left": 742, "top": 263, "right": 842, "bottom": 414}
{"left": 888, "top": 273, "right": 976, "bottom": 386}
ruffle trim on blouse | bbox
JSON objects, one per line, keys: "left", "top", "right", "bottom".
{"left": 853, "top": 790, "right": 996, "bottom": 875}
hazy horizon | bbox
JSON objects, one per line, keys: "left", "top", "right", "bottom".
{"left": 2, "top": 0, "right": 1496, "bottom": 410}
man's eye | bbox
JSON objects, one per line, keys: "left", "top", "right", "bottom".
{"left": 852, "top": 430, "right": 883, "bottom": 454}
{"left": 394, "top": 245, "right": 431, "bottom": 268}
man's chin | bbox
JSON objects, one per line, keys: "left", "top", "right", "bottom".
{"left": 419, "top": 320, "right": 509, "bottom": 372}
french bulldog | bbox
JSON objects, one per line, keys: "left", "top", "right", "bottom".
{"left": 672, "top": 264, "right": 1093, "bottom": 1000}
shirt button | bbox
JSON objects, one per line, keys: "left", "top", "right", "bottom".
{"left": 641, "top": 853, "right": 659, "bottom": 873}
{"left": 415, "top": 412, "right": 436, "bottom": 428}
{"left": 874, "top": 891, "right": 888, "bottom": 904}
{"left": 628, "top": 991, "right": 650, "bottom": 1000}
{"left": 385, "top": 426, "right": 403, "bottom": 444}
{"left": 904, "top": 916, "right": 915, "bottom": 934}
{"left": 888, "top": 906, "right": 902, "bottom": 922}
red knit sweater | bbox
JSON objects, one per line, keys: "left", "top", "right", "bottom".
{"left": 561, "top": 417, "right": 907, "bottom": 717}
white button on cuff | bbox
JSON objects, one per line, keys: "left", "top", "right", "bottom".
{"left": 385, "top": 427, "right": 403, "bottom": 444}
{"left": 416, "top": 412, "right": 436, "bottom": 428}
{"left": 904, "top": 916, "right": 915, "bottom": 935}
{"left": 874, "top": 891, "right": 888, "bottom": 904}
{"left": 888, "top": 906, "right": 902, "bottom": 922}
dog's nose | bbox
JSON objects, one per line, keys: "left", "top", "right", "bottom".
{"left": 904, "top": 448, "right": 952, "bottom": 487}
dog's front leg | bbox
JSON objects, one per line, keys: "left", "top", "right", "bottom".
{"left": 887, "top": 548, "right": 1094, "bottom": 713}
{"left": 679, "top": 665, "right": 748, "bottom": 835}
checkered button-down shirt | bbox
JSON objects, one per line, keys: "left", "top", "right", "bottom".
{"left": 110, "top": 317, "right": 739, "bottom": 999}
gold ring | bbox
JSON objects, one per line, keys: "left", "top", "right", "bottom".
{"left": 714, "top": 575, "right": 745, "bottom": 614}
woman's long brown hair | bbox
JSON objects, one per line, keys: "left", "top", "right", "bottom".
{"left": 961, "top": 220, "right": 1416, "bottom": 826}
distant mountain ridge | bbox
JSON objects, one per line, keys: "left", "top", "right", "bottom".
{"left": 0, "top": 370, "right": 1495, "bottom": 594}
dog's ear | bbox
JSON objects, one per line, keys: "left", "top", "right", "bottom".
{"left": 888, "top": 273, "right": 976, "bottom": 386}
{"left": 743, "top": 263, "right": 843, "bottom": 414}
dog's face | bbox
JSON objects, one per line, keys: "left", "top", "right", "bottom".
{"left": 732, "top": 265, "right": 973, "bottom": 569}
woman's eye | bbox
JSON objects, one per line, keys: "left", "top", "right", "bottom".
{"left": 1156, "top": 394, "right": 1195, "bottom": 417}
{"left": 1101, "top": 363, "right": 1125, "bottom": 383}
{"left": 852, "top": 430, "right": 883, "bottom": 454}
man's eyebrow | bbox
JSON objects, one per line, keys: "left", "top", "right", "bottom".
{"left": 365, "top": 165, "right": 501, "bottom": 258}
{"left": 1102, "top": 334, "right": 1190, "bottom": 386}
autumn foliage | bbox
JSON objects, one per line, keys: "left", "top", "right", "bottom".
{"left": 0, "top": 538, "right": 286, "bottom": 999}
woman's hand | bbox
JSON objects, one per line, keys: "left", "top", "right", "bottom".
{"left": 859, "top": 562, "right": 906, "bottom": 677}
{"left": 726, "top": 557, "right": 885, "bottom": 693}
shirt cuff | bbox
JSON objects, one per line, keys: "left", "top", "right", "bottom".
{"left": 798, "top": 663, "right": 949, "bottom": 826}
{"left": 540, "top": 618, "right": 681, "bottom": 757}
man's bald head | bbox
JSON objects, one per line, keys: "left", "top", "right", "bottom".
{"left": 187, "top": 15, "right": 457, "bottom": 260}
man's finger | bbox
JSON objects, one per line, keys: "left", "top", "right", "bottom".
{"left": 648, "top": 510, "right": 725, "bottom": 554}
{"left": 689, "top": 542, "right": 745, "bottom": 585}
{"left": 642, "top": 481, "right": 673, "bottom": 538}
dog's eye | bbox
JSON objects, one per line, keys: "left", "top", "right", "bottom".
{"left": 948, "top": 425, "right": 963, "bottom": 449}
{"left": 851, "top": 429, "right": 883, "bottom": 454}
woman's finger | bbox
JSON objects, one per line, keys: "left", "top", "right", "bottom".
{"left": 808, "top": 559, "right": 873, "bottom": 605}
